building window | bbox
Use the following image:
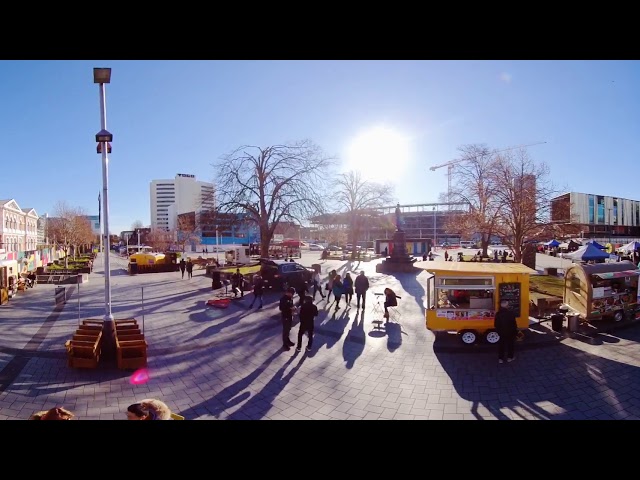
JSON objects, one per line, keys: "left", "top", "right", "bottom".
{"left": 613, "top": 199, "right": 618, "bottom": 225}
{"left": 588, "top": 196, "right": 594, "bottom": 223}
{"left": 597, "top": 196, "right": 605, "bottom": 224}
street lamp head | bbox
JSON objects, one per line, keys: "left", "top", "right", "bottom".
{"left": 95, "top": 129, "right": 113, "bottom": 143}
{"left": 93, "top": 67, "right": 112, "bottom": 84}
{"left": 97, "top": 142, "right": 112, "bottom": 154}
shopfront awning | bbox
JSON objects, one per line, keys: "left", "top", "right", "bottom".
{"left": 592, "top": 270, "right": 640, "bottom": 280}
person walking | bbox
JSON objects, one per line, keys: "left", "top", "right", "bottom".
{"left": 249, "top": 273, "right": 264, "bottom": 309}
{"left": 326, "top": 269, "right": 337, "bottom": 302}
{"left": 279, "top": 287, "right": 296, "bottom": 351}
{"left": 495, "top": 299, "right": 518, "bottom": 363}
{"left": 296, "top": 295, "right": 318, "bottom": 352}
{"left": 186, "top": 259, "right": 193, "bottom": 279}
{"left": 312, "top": 270, "right": 325, "bottom": 300}
{"left": 332, "top": 275, "right": 344, "bottom": 311}
{"left": 343, "top": 272, "right": 354, "bottom": 305}
{"left": 354, "top": 271, "right": 369, "bottom": 310}
{"left": 179, "top": 258, "right": 186, "bottom": 279}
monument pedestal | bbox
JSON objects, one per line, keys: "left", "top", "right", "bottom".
{"left": 377, "top": 229, "right": 418, "bottom": 273}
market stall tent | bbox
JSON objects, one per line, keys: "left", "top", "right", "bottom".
{"left": 586, "top": 239, "right": 606, "bottom": 249}
{"left": 545, "top": 239, "right": 560, "bottom": 247}
{"left": 563, "top": 243, "right": 611, "bottom": 262}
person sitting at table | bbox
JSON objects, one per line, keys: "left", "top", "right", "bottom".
{"left": 383, "top": 287, "right": 399, "bottom": 320}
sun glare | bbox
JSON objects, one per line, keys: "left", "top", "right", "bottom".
{"left": 345, "top": 126, "right": 411, "bottom": 184}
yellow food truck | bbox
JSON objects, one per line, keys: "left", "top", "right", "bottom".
{"left": 424, "top": 262, "right": 537, "bottom": 345}
{"left": 563, "top": 260, "right": 640, "bottom": 323}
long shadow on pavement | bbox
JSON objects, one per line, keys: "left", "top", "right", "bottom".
{"left": 435, "top": 336, "right": 640, "bottom": 420}
{"left": 342, "top": 310, "right": 365, "bottom": 369}
{"left": 177, "top": 349, "right": 283, "bottom": 420}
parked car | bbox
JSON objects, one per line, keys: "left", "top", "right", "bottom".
{"left": 258, "top": 258, "right": 314, "bottom": 291}
{"left": 308, "top": 244, "right": 324, "bottom": 251}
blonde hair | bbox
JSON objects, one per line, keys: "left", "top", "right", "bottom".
{"left": 29, "top": 407, "right": 75, "bottom": 420}
{"left": 139, "top": 398, "right": 172, "bottom": 420}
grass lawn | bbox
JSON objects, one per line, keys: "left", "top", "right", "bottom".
{"left": 218, "top": 264, "right": 261, "bottom": 275}
{"left": 529, "top": 275, "right": 564, "bottom": 297}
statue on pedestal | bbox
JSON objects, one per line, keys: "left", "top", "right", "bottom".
{"left": 395, "top": 203, "right": 403, "bottom": 231}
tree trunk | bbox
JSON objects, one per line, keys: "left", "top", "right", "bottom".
{"left": 260, "top": 223, "right": 271, "bottom": 259}
{"left": 64, "top": 248, "right": 69, "bottom": 269}
{"left": 481, "top": 237, "right": 490, "bottom": 258}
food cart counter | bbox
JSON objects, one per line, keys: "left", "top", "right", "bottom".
{"left": 423, "top": 262, "right": 537, "bottom": 345}
{"left": 563, "top": 260, "right": 640, "bottom": 323}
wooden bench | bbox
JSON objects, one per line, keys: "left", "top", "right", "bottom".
{"left": 116, "top": 338, "right": 148, "bottom": 370}
{"left": 65, "top": 332, "right": 102, "bottom": 368}
{"left": 114, "top": 318, "right": 147, "bottom": 370}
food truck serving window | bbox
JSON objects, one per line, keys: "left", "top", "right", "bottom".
{"left": 436, "top": 277, "right": 494, "bottom": 289}
{"left": 436, "top": 277, "right": 495, "bottom": 310}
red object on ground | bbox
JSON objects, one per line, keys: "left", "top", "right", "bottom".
{"left": 207, "top": 298, "right": 231, "bottom": 308}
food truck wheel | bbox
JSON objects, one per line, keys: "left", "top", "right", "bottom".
{"left": 484, "top": 330, "right": 500, "bottom": 344}
{"left": 613, "top": 311, "right": 624, "bottom": 322}
{"left": 459, "top": 330, "right": 478, "bottom": 345}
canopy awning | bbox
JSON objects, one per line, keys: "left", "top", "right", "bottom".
{"left": 592, "top": 270, "right": 640, "bottom": 280}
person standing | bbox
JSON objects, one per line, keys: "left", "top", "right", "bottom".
{"left": 343, "top": 272, "right": 354, "bottom": 305}
{"left": 312, "top": 270, "right": 325, "bottom": 300}
{"left": 186, "top": 259, "right": 193, "bottom": 279}
{"left": 354, "top": 271, "right": 369, "bottom": 310}
{"left": 179, "top": 258, "right": 186, "bottom": 279}
{"left": 494, "top": 299, "right": 518, "bottom": 363}
{"left": 279, "top": 287, "right": 296, "bottom": 351}
{"left": 249, "top": 273, "right": 264, "bottom": 309}
{"left": 296, "top": 295, "right": 318, "bottom": 352}
{"left": 231, "top": 268, "right": 244, "bottom": 298}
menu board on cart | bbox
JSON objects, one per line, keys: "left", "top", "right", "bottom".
{"left": 498, "top": 282, "right": 521, "bottom": 317}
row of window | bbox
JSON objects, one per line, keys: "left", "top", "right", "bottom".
{"left": 1, "top": 238, "right": 37, "bottom": 251}
{"left": 588, "top": 196, "right": 640, "bottom": 225}
{"left": 3, "top": 218, "right": 37, "bottom": 231}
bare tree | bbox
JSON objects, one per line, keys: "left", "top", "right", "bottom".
{"left": 334, "top": 171, "right": 394, "bottom": 259}
{"left": 131, "top": 220, "right": 144, "bottom": 230}
{"left": 213, "top": 140, "right": 335, "bottom": 257}
{"left": 175, "top": 213, "right": 200, "bottom": 252}
{"left": 446, "top": 144, "right": 502, "bottom": 256}
{"left": 146, "top": 229, "right": 173, "bottom": 252}
{"left": 491, "top": 149, "right": 568, "bottom": 262}
{"left": 46, "top": 201, "right": 93, "bottom": 268}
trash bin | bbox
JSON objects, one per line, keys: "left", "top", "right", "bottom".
{"left": 568, "top": 315, "right": 580, "bottom": 332}
{"left": 129, "top": 262, "right": 138, "bottom": 275}
{"left": 211, "top": 270, "right": 222, "bottom": 290}
{"left": 551, "top": 313, "right": 564, "bottom": 332}
{"left": 54, "top": 287, "right": 66, "bottom": 306}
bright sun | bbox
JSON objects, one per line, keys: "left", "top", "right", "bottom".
{"left": 345, "top": 126, "right": 411, "bottom": 184}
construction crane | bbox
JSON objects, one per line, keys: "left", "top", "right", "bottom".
{"left": 429, "top": 141, "right": 547, "bottom": 203}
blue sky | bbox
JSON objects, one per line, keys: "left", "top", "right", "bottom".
{"left": 0, "top": 60, "right": 638, "bottom": 234}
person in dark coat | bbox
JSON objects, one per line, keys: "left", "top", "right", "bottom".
{"left": 231, "top": 268, "right": 244, "bottom": 298}
{"left": 494, "top": 299, "right": 518, "bottom": 363}
{"left": 186, "top": 259, "right": 193, "bottom": 279}
{"left": 179, "top": 258, "right": 186, "bottom": 279}
{"left": 279, "top": 287, "right": 296, "bottom": 351}
{"left": 354, "top": 271, "right": 369, "bottom": 310}
{"left": 296, "top": 295, "right": 318, "bottom": 352}
{"left": 249, "top": 273, "right": 264, "bottom": 309}
{"left": 383, "top": 287, "right": 398, "bottom": 320}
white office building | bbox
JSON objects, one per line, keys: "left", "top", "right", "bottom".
{"left": 150, "top": 174, "right": 214, "bottom": 231}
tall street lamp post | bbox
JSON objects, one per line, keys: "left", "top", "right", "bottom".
{"left": 94, "top": 67, "right": 115, "bottom": 358}
{"left": 433, "top": 206, "right": 437, "bottom": 250}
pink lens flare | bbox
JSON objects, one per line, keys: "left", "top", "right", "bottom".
{"left": 129, "top": 368, "right": 150, "bottom": 385}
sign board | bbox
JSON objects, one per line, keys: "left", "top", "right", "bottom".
{"left": 498, "top": 282, "right": 521, "bottom": 317}
{"left": 273, "top": 234, "right": 284, "bottom": 243}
